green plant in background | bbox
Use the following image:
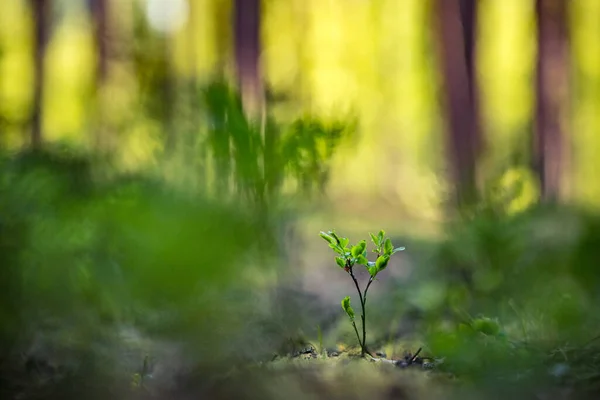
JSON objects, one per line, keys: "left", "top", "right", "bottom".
{"left": 130, "top": 355, "right": 150, "bottom": 391}
{"left": 320, "top": 230, "right": 405, "bottom": 357}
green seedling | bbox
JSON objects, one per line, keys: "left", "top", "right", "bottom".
{"left": 320, "top": 229, "right": 405, "bottom": 357}
{"left": 131, "top": 353, "right": 152, "bottom": 391}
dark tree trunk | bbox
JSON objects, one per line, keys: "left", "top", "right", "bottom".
{"left": 30, "top": 0, "right": 51, "bottom": 149}
{"left": 90, "top": 0, "right": 109, "bottom": 85}
{"left": 161, "top": 42, "right": 176, "bottom": 153}
{"left": 534, "top": 0, "right": 569, "bottom": 202}
{"left": 436, "top": 0, "right": 480, "bottom": 208}
{"left": 89, "top": 0, "right": 110, "bottom": 151}
{"left": 158, "top": 2, "right": 176, "bottom": 154}
{"left": 233, "top": 0, "right": 263, "bottom": 116}
{"left": 459, "top": 0, "right": 477, "bottom": 100}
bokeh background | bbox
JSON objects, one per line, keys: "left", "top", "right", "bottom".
{"left": 1, "top": 0, "right": 600, "bottom": 399}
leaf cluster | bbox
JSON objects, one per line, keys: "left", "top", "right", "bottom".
{"left": 319, "top": 229, "right": 405, "bottom": 278}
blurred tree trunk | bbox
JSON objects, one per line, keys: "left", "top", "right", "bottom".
{"left": 233, "top": 0, "right": 263, "bottom": 116}
{"left": 30, "top": 0, "right": 51, "bottom": 149}
{"left": 436, "top": 0, "right": 480, "bottom": 208}
{"left": 161, "top": 42, "right": 176, "bottom": 154}
{"left": 534, "top": 0, "right": 569, "bottom": 202}
{"left": 460, "top": 0, "right": 477, "bottom": 96}
{"left": 91, "top": 0, "right": 109, "bottom": 85}
{"left": 158, "top": 1, "right": 176, "bottom": 155}
{"left": 90, "top": 0, "right": 109, "bottom": 151}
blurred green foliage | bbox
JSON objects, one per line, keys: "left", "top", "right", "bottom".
{"left": 0, "top": 70, "right": 359, "bottom": 397}
{"left": 202, "top": 81, "right": 353, "bottom": 201}
{"left": 402, "top": 199, "right": 600, "bottom": 395}
{"left": 0, "top": 146, "right": 260, "bottom": 343}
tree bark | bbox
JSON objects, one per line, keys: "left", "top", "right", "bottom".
{"left": 233, "top": 0, "right": 263, "bottom": 116}
{"left": 534, "top": 0, "right": 569, "bottom": 202}
{"left": 161, "top": 41, "right": 176, "bottom": 153}
{"left": 90, "top": 0, "right": 109, "bottom": 85}
{"left": 30, "top": 0, "right": 51, "bottom": 149}
{"left": 89, "top": 0, "right": 110, "bottom": 151}
{"left": 459, "top": 0, "right": 477, "bottom": 100}
{"left": 436, "top": 0, "right": 480, "bottom": 208}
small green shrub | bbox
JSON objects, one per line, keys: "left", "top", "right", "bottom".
{"left": 319, "top": 229, "right": 405, "bottom": 357}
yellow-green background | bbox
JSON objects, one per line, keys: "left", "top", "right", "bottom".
{"left": 1, "top": 0, "right": 599, "bottom": 217}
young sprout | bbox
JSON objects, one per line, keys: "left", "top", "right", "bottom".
{"left": 320, "top": 229, "right": 405, "bottom": 357}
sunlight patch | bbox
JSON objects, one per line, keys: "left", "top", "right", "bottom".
{"left": 144, "top": 0, "right": 189, "bottom": 34}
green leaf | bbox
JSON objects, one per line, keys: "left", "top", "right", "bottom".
{"left": 471, "top": 317, "right": 501, "bottom": 336}
{"left": 328, "top": 243, "right": 342, "bottom": 254}
{"left": 335, "top": 257, "right": 346, "bottom": 268}
{"left": 319, "top": 231, "right": 335, "bottom": 244}
{"left": 356, "top": 255, "right": 368, "bottom": 265}
{"left": 340, "top": 237, "right": 350, "bottom": 249}
{"left": 377, "top": 230, "right": 385, "bottom": 243}
{"left": 392, "top": 246, "right": 406, "bottom": 254}
{"left": 369, "top": 232, "right": 379, "bottom": 246}
{"left": 368, "top": 266, "right": 378, "bottom": 277}
{"left": 376, "top": 255, "right": 390, "bottom": 271}
{"left": 329, "top": 231, "right": 341, "bottom": 243}
{"left": 384, "top": 238, "right": 393, "bottom": 255}
{"left": 351, "top": 240, "right": 366, "bottom": 257}
{"left": 341, "top": 296, "right": 355, "bottom": 320}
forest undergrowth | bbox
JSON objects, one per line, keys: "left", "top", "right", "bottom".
{"left": 1, "top": 146, "right": 600, "bottom": 400}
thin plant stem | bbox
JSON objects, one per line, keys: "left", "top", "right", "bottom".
{"left": 363, "top": 278, "right": 374, "bottom": 304}
{"left": 361, "top": 277, "right": 375, "bottom": 355}
{"left": 349, "top": 270, "right": 364, "bottom": 309}
{"left": 348, "top": 269, "right": 377, "bottom": 357}
{"left": 351, "top": 320, "right": 362, "bottom": 350}
{"left": 348, "top": 269, "right": 368, "bottom": 356}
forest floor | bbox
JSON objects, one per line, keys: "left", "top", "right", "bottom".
{"left": 152, "top": 342, "right": 585, "bottom": 400}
